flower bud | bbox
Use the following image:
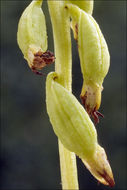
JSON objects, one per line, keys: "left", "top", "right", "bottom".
{"left": 46, "top": 72, "right": 114, "bottom": 186}
{"left": 46, "top": 72, "right": 97, "bottom": 157}
{"left": 66, "top": 5, "right": 110, "bottom": 123}
{"left": 79, "top": 11, "right": 110, "bottom": 123}
{"left": 17, "top": 0, "right": 55, "bottom": 74}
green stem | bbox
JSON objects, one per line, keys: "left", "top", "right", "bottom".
{"left": 48, "top": 1, "right": 79, "bottom": 189}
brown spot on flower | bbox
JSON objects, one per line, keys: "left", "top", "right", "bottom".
{"left": 32, "top": 50, "right": 55, "bottom": 75}
{"left": 64, "top": 5, "right": 68, "bottom": 9}
{"left": 80, "top": 92, "right": 104, "bottom": 125}
{"left": 75, "top": 23, "right": 78, "bottom": 38}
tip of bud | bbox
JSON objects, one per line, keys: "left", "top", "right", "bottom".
{"left": 82, "top": 144, "right": 115, "bottom": 187}
{"left": 80, "top": 83, "right": 103, "bottom": 124}
{"left": 97, "top": 168, "right": 115, "bottom": 187}
{"left": 27, "top": 46, "right": 55, "bottom": 75}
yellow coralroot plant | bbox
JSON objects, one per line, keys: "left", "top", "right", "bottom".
{"left": 17, "top": 0, "right": 115, "bottom": 189}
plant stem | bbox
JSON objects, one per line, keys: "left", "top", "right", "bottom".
{"left": 48, "top": 1, "right": 79, "bottom": 189}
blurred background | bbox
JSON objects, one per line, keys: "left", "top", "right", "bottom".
{"left": 0, "top": 0, "right": 126, "bottom": 189}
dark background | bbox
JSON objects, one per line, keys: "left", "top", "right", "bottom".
{"left": 0, "top": 0, "right": 126, "bottom": 189}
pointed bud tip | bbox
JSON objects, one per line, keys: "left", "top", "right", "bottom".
{"left": 97, "top": 168, "right": 115, "bottom": 187}
{"left": 82, "top": 145, "right": 115, "bottom": 187}
{"left": 80, "top": 83, "right": 102, "bottom": 124}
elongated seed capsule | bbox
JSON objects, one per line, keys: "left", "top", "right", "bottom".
{"left": 46, "top": 72, "right": 114, "bottom": 186}
{"left": 17, "top": 0, "right": 55, "bottom": 74}
{"left": 46, "top": 72, "right": 97, "bottom": 157}
{"left": 66, "top": 5, "right": 110, "bottom": 123}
